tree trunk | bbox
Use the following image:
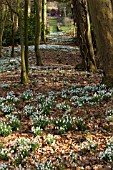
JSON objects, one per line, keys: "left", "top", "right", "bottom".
{"left": 72, "top": 0, "right": 96, "bottom": 72}
{"left": 11, "top": 12, "right": 15, "bottom": 58}
{"left": 0, "top": 3, "right": 7, "bottom": 58}
{"left": 34, "top": 0, "right": 42, "bottom": 66}
{"left": 88, "top": 0, "right": 113, "bottom": 87}
{"left": 28, "top": 0, "right": 31, "bottom": 16}
{"left": 41, "top": 0, "right": 47, "bottom": 43}
{"left": 24, "top": 0, "right": 29, "bottom": 75}
{"left": 19, "top": 1, "right": 29, "bottom": 83}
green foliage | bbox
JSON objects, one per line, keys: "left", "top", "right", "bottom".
{"left": 3, "top": 13, "right": 35, "bottom": 46}
{"left": 6, "top": 114, "right": 22, "bottom": 131}
{"left": 21, "top": 90, "right": 33, "bottom": 101}
{"left": 0, "top": 122, "right": 12, "bottom": 137}
{"left": 32, "top": 115, "right": 49, "bottom": 130}
{"left": 0, "top": 148, "right": 9, "bottom": 161}
{"left": 75, "top": 117, "right": 87, "bottom": 131}
{"left": 31, "top": 126, "right": 43, "bottom": 136}
{"left": 53, "top": 115, "right": 73, "bottom": 134}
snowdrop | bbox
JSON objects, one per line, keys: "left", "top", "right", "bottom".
{"left": 100, "top": 137, "right": 113, "bottom": 162}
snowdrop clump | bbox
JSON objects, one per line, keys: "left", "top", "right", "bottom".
{"left": 6, "top": 91, "right": 19, "bottom": 103}
{"left": 24, "top": 105, "right": 34, "bottom": 116}
{"left": 69, "top": 85, "right": 113, "bottom": 107}
{"left": 1, "top": 83, "right": 9, "bottom": 89}
{"left": 35, "top": 160, "right": 56, "bottom": 170}
{"left": 45, "top": 133, "right": 55, "bottom": 145}
{"left": 105, "top": 109, "right": 113, "bottom": 122}
{"left": 1, "top": 137, "right": 38, "bottom": 166}
{"left": 37, "top": 93, "right": 45, "bottom": 103}
{"left": 0, "top": 122, "right": 12, "bottom": 137}
{"left": 75, "top": 117, "right": 87, "bottom": 131}
{"left": 106, "top": 109, "right": 113, "bottom": 116}
{"left": 0, "top": 97, "right": 5, "bottom": 103}
{"left": 1, "top": 103, "right": 15, "bottom": 114}
{"left": 0, "top": 58, "right": 20, "bottom": 73}
{"left": 31, "top": 126, "right": 43, "bottom": 136}
{"left": 6, "top": 114, "right": 22, "bottom": 131}
{"left": 53, "top": 114, "right": 73, "bottom": 134}
{"left": 31, "top": 114, "right": 50, "bottom": 130}
{"left": 100, "top": 137, "right": 113, "bottom": 162}
{"left": 21, "top": 89, "right": 33, "bottom": 100}
{"left": 0, "top": 148, "right": 9, "bottom": 161}
{"left": 80, "top": 138, "right": 97, "bottom": 152}
{"left": 56, "top": 102, "right": 71, "bottom": 111}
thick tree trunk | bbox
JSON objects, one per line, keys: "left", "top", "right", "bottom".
{"left": 72, "top": 0, "right": 96, "bottom": 72}
{"left": 88, "top": 0, "right": 113, "bottom": 87}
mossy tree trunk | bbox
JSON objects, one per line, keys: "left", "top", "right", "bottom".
{"left": 72, "top": 0, "right": 96, "bottom": 72}
{"left": 19, "top": 10, "right": 29, "bottom": 83}
{"left": 18, "top": 0, "right": 29, "bottom": 83}
{"left": 34, "top": 0, "right": 42, "bottom": 66}
{"left": 0, "top": 3, "right": 7, "bottom": 58}
{"left": 88, "top": 0, "right": 113, "bottom": 87}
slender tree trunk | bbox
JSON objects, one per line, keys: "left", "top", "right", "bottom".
{"left": 34, "top": 0, "right": 42, "bottom": 66}
{"left": 0, "top": 3, "right": 7, "bottom": 58}
{"left": 41, "top": 0, "right": 46, "bottom": 43}
{"left": 72, "top": 0, "right": 96, "bottom": 72}
{"left": 88, "top": 0, "right": 113, "bottom": 87}
{"left": 24, "top": 0, "right": 29, "bottom": 75}
{"left": 39, "top": 0, "right": 42, "bottom": 41}
{"left": 10, "top": 0, "right": 19, "bottom": 58}
{"left": 11, "top": 12, "right": 15, "bottom": 57}
{"left": 85, "top": 3, "right": 97, "bottom": 72}
{"left": 28, "top": 0, "right": 31, "bottom": 16}
{"left": 18, "top": 1, "right": 28, "bottom": 83}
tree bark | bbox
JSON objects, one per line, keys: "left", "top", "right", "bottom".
{"left": 11, "top": 12, "right": 15, "bottom": 58}
{"left": 41, "top": 0, "right": 47, "bottom": 43}
{"left": 0, "top": 3, "right": 7, "bottom": 58}
{"left": 18, "top": 0, "right": 29, "bottom": 83}
{"left": 34, "top": 0, "right": 42, "bottom": 66}
{"left": 24, "top": 0, "right": 29, "bottom": 74}
{"left": 88, "top": 0, "right": 113, "bottom": 87}
{"left": 72, "top": 0, "right": 96, "bottom": 72}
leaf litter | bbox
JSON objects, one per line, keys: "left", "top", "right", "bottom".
{"left": 0, "top": 40, "right": 113, "bottom": 169}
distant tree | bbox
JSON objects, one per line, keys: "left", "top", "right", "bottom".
{"left": 10, "top": 2, "right": 18, "bottom": 57}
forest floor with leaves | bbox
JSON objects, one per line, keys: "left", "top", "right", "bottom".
{"left": 0, "top": 34, "right": 113, "bottom": 170}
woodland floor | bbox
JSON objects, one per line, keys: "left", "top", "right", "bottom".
{"left": 0, "top": 34, "right": 113, "bottom": 169}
